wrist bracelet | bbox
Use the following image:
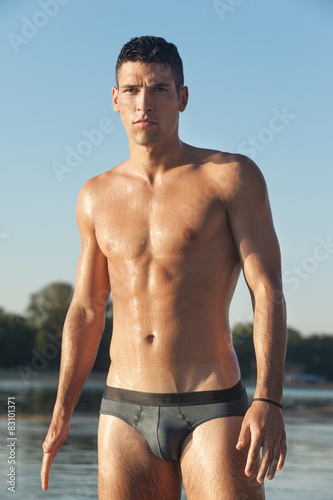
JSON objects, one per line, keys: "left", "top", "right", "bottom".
{"left": 252, "top": 398, "right": 282, "bottom": 409}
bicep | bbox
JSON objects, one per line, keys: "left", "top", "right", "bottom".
{"left": 73, "top": 236, "right": 110, "bottom": 313}
{"left": 225, "top": 159, "right": 282, "bottom": 292}
{"left": 71, "top": 184, "right": 110, "bottom": 315}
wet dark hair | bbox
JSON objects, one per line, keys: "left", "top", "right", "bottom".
{"left": 115, "top": 36, "right": 184, "bottom": 93}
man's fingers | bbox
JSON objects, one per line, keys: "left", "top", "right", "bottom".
{"left": 266, "top": 443, "right": 280, "bottom": 480}
{"left": 277, "top": 436, "right": 287, "bottom": 471}
{"left": 41, "top": 452, "right": 52, "bottom": 490}
{"left": 245, "top": 433, "right": 261, "bottom": 477}
{"left": 256, "top": 442, "right": 274, "bottom": 483}
{"left": 41, "top": 449, "right": 58, "bottom": 490}
{"left": 236, "top": 420, "right": 250, "bottom": 450}
{"left": 257, "top": 435, "right": 286, "bottom": 482}
{"left": 240, "top": 405, "right": 287, "bottom": 482}
{"left": 40, "top": 417, "right": 70, "bottom": 490}
{"left": 261, "top": 442, "right": 279, "bottom": 482}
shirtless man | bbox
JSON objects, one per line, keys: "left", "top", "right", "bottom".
{"left": 41, "top": 36, "right": 287, "bottom": 499}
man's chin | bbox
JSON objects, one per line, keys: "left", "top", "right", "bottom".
{"left": 132, "top": 133, "right": 160, "bottom": 147}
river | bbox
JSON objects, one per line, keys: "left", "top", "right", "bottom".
{"left": 0, "top": 373, "right": 332, "bottom": 499}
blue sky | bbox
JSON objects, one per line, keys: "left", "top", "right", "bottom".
{"left": 1, "top": 0, "right": 332, "bottom": 335}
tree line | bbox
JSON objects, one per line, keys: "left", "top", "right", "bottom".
{"left": 0, "top": 283, "right": 112, "bottom": 377}
{"left": 0, "top": 282, "right": 332, "bottom": 381}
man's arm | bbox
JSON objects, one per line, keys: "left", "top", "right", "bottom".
{"left": 220, "top": 155, "right": 287, "bottom": 483}
{"left": 41, "top": 179, "right": 110, "bottom": 490}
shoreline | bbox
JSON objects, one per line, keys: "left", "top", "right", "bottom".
{"left": 1, "top": 368, "right": 333, "bottom": 389}
{"left": 1, "top": 372, "right": 333, "bottom": 421}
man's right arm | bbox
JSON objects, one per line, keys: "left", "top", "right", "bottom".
{"left": 41, "top": 179, "right": 110, "bottom": 490}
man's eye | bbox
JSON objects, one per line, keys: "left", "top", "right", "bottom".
{"left": 154, "top": 87, "right": 166, "bottom": 92}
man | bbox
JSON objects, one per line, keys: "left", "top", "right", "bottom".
{"left": 41, "top": 36, "right": 287, "bottom": 499}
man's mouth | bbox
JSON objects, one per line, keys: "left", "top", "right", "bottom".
{"left": 134, "top": 119, "right": 157, "bottom": 127}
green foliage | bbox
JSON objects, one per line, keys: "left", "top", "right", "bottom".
{"left": 0, "top": 283, "right": 114, "bottom": 373}
{"left": 24, "top": 282, "right": 74, "bottom": 368}
{"left": 1, "top": 286, "right": 333, "bottom": 382}
{"left": 285, "top": 327, "right": 304, "bottom": 364}
{"left": 92, "top": 310, "right": 113, "bottom": 371}
{"left": 232, "top": 324, "right": 333, "bottom": 381}
{"left": 26, "top": 282, "right": 73, "bottom": 330}
{"left": 24, "top": 282, "right": 112, "bottom": 371}
{"left": 232, "top": 323, "right": 256, "bottom": 378}
{"left": 302, "top": 334, "right": 333, "bottom": 380}
{"left": 0, "top": 308, "right": 36, "bottom": 366}
{"left": 282, "top": 327, "right": 333, "bottom": 380}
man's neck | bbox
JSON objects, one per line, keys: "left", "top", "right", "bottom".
{"left": 128, "top": 137, "right": 187, "bottom": 184}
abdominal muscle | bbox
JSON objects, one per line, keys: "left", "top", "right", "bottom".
{"left": 105, "top": 257, "right": 242, "bottom": 393}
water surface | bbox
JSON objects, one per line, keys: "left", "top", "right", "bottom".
{"left": 1, "top": 377, "right": 332, "bottom": 499}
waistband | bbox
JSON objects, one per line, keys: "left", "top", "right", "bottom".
{"left": 102, "top": 379, "right": 246, "bottom": 407}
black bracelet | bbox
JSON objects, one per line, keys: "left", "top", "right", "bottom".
{"left": 252, "top": 398, "right": 282, "bottom": 409}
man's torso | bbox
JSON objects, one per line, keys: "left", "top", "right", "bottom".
{"left": 90, "top": 147, "right": 243, "bottom": 392}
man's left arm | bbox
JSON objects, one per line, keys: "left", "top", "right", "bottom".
{"left": 220, "top": 155, "right": 287, "bottom": 483}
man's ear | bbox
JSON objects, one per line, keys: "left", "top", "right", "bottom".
{"left": 112, "top": 86, "right": 120, "bottom": 113}
{"left": 179, "top": 86, "right": 189, "bottom": 113}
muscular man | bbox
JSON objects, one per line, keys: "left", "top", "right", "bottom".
{"left": 41, "top": 36, "right": 287, "bottom": 499}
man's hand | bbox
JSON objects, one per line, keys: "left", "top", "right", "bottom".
{"left": 41, "top": 415, "right": 71, "bottom": 490}
{"left": 236, "top": 402, "right": 287, "bottom": 483}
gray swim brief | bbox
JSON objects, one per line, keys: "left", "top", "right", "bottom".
{"left": 99, "top": 379, "right": 248, "bottom": 462}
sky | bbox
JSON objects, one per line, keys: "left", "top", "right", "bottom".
{"left": 1, "top": 0, "right": 332, "bottom": 335}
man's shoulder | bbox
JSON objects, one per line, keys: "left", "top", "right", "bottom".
{"left": 79, "top": 160, "right": 129, "bottom": 196}
{"left": 197, "top": 148, "right": 265, "bottom": 187}
{"left": 76, "top": 160, "right": 129, "bottom": 221}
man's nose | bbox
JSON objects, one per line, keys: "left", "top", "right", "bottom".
{"left": 136, "top": 89, "right": 153, "bottom": 113}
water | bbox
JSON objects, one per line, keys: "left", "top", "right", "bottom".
{"left": 1, "top": 376, "right": 333, "bottom": 499}
{"left": 0, "top": 416, "right": 98, "bottom": 499}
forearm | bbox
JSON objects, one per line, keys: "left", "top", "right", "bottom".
{"left": 238, "top": 285, "right": 287, "bottom": 483}
{"left": 252, "top": 286, "right": 287, "bottom": 403}
{"left": 53, "top": 304, "right": 106, "bottom": 418}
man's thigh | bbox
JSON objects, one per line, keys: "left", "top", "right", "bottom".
{"left": 180, "top": 416, "right": 265, "bottom": 500}
{"left": 98, "top": 414, "right": 182, "bottom": 500}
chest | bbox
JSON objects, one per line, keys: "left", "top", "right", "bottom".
{"left": 94, "top": 175, "right": 229, "bottom": 260}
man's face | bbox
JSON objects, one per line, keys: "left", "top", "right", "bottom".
{"left": 112, "top": 61, "right": 188, "bottom": 147}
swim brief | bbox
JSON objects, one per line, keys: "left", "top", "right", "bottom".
{"left": 99, "top": 379, "right": 248, "bottom": 462}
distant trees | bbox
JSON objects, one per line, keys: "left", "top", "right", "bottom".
{"left": 1, "top": 283, "right": 333, "bottom": 381}
{"left": 232, "top": 323, "right": 333, "bottom": 381}
{"left": 232, "top": 323, "right": 255, "bottom": 378}
{"left": 0, "top": 307, "right": 36, "bottom": 366}
{"left": 26, "top": 282, "right": 74, "bottom": 367}
{"left": 301, "top": 334, "right": 333, "bottom": 380}
{"left": 92, "top": 300, "right": 113, "bottom": 371}
{"left": 284, "top": 327, "right": 302, "bottom": 363}
{"left": 0, "top": 282, "right": 112, "bottom": 374}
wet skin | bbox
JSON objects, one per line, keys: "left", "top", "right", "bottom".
{"left": 101, "top": 152, "right": 243, "bottom": 393}
{"left": 41, "top": 62, "right": 287, "bottom": 499}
